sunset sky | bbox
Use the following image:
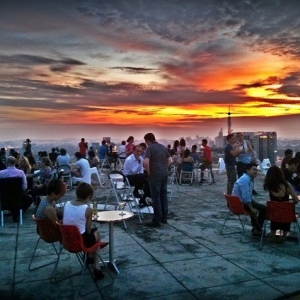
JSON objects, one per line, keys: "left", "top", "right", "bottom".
{"left": 1, "top": 0, "right": 300, "bottom": 142}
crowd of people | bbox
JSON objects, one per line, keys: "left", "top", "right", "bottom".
{"left": 224, "top": 132, "right": 300, "bottom": 242}
{"left": 2, "top": 132, "right": 300, "bottom": 281}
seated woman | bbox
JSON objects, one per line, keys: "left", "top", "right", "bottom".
{"left": 263, "top": 165, "right": 299, "bottom": 242}
{"left": 31, "top": 156, "right": 53, "bottom": 206}
{"left": 63, "top": 182, "right": 105, "bottom": 281}
{"left": 179, "top": 149, "right": 194, "bottom": 175}
{"left": 181, "top": 149, "right": 194, "bottom": 164}
{"left": 36, "top": 179, "right": 66, "bottom": 222}
{"left": 87, "top": 150, "right": 99, "bottom": 168}
{"left": 18, "top": 156, "right": 33, "bottom": 190}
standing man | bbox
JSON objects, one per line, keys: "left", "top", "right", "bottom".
{"left": 236, "top": 132, "right": 254, "bottom": 178}
{"left": 199, "top": 139, "right": 214, "bottom": 184}
{"left": 232, "top": 163, "right": 266, "bottom": 236}
{"left": 143, "top": 133, "right": 172, "bottom": 227}
{"left": 79, "top": 138, "right": 88, "bottom": 158}
{"left": 224, "top": 133, "right": 240, "bottom": 195}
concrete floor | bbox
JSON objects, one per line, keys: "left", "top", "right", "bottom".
{"left": 1, "top": 170, "right": 300, "bottom": 300}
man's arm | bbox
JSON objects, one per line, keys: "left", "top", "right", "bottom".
{"left": 229, "top": 144, "right": 240, "bottom": 157}
{"left": 44, "top": 206, "right": 59, "bottom": 224}
{"left": 246, "top": 140, "right": 254, "bottom": 153}
{"left": 167, "top": 156, "right": 172, "bottom": 167}
{"left": 21, "top": 172, "right": 27, "bottom": 190}
{"left": 144, "top": 158, "right": 150, "bottom": 176}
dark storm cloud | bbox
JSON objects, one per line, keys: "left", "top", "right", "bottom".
{"left": 0, "top": 54, "right": 85, "bottom": 73}
{"left": 235, "top": 77, "right": 280, "bottom": 90}
{"left": 234, "top": 0, "right": 300, "bottom": 57}
{"left": 110, "top": 67, "right": 157, "bottom": 74}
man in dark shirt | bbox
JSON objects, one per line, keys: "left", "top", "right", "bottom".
{"left": 281, "top": 149, "right": 293, "bottom": 173}
{"left": 283, "top": 157, "right": 300, "bottom": 193}
{"left": 144, "top": 133, "right": 172, "bottom": 227}
{"left": 224, "top": 133, "right": 240, "bottom": 195}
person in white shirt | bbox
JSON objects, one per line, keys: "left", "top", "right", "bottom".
{"left": 63, "top": 183, "right": 106, "bottom": 281}
{"left": 56, "top": 148, "right": 70, "bottom": 167}
{"left": 118, "top": 141, "right": 126, "bottom": 159}
{"left": 0, "top": 156, "right": 33, "bottom": 221}
{"left": 123, "top": 146, "right": 151, "bottom": 206}
{"left": 71, "top": 152, "right": 90, "bottom": 183}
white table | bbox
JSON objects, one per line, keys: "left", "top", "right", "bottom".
{"left": 93, "top": 210, "right": 134, "bottom": 274}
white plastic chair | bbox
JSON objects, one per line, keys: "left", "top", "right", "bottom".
{"left": 89, "top": 167, "right": 103, "bottom": 187}
{"left": 72, "top": 168, "right": 91, "bottom": 185}
{"left": 217, "top": 158, "right": 226, "bottom": 174}
{"left": 261, "top": 158, "right": 271, "bottom": 175}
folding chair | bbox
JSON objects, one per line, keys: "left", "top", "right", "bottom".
{"left": 118, "top": 152, "right": 126, "bottom": 170}
{"left": 168, "top": 163, "right": 180, "bottom": 202}
{"left": 0, "top": 177, "right": 23, "bottom": 226}
{"left": 259, "top": 201, "right": 300, "bottom": 252}
{"left": 52, "top": 223, "right": 113, "bottom": 296}
{"left": 99, "top": 156, "right": 111, "bottom": 174}
{"left": 220, "top": 194, "right": 253, "bottom": 243}
{"left": 179, "top": 162, "right": 194, "bottom": 185}
{"left": 28, "top": 215, "right": 62, "bottom": 271}
{"left": 57, "top": 165, "right": 72, "bottom": 190}
{"left": 104, "top": 170, "right": 143, "bottom": 224}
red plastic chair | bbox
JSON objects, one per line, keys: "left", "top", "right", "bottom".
{"left": 28, "top": 215, "right": 61, "bottom": 271}
{"left": 220, "top": 194, "right": 252, "bottom": 243}
{"left": 52, "top": 223, "right": 113, "bottom": 296}
{"left": 259, "top": 201, "right": 300, "bottom": 252}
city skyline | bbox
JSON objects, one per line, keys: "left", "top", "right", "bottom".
{"left": 1, "top": 0, "right": 300, "bottom": 141}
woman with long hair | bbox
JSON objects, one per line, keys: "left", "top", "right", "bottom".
{"left": 18, "top": 156, "right": 33, "bottom": 190}
{"left": 125, "top": 136, "right": 135, "bottom": 157}
{"left": 263, "top": 165, "right": 299, "bottom": 242}
{"left": 177, "top": 138, "right": 186, "bottom": 156}
{"left": 173, "top": 140, "right": 179, "bottom": 154}
{"left": 87, "top": 150, "right": 99, "bottom": 168}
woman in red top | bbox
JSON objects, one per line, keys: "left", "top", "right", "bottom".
{"left": 125, "top": 136, "right": 135, "bottom": 157}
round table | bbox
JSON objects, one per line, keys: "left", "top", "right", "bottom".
{"left": 93, "top": 210, "right": 134, "bottom": 274}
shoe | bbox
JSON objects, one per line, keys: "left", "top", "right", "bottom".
{"left": 139, "top": 197, "right": 151, "bottom": 207}
{"left": 93, "top": 268, "right": 105, "bottom": 281}
{"left": 252, "top": 190, "right": 259, "bottom": 195}
{"left": 145, "top": 221, "right": 161, "bottom": 228}
{"left": 85, "top": 257, "right": 94, "bottom": 267}
{"left": 133, "top": 191, "right": 141, "bottom": 199}
{"left": 161, "top": 219, "right": 168, "bottom": 224}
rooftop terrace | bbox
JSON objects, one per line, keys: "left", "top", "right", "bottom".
{"left": 1, "top": 170, "right": 300, "bottom": 300}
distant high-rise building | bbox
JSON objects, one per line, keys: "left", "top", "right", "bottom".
{"left": 240, "top": 131, "right": 277, "bottom": 164}
{"left": 252, "top": 132, "right": 277, "bottom": 164}
{"left": 214, "top": 128, "right": 225, "bottom": 148}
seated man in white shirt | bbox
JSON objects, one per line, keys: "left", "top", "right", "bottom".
{"left": 71, "top": 152, "right": 90, "bottom": 184}
{"left": 123, "top": 146, "right": 151, "bottom": 206}
{"left": 0, "top": 156, "right": 33, "bottom": 221}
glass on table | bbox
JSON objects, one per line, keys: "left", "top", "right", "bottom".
{"left": 118, "top": 202, "right": 126, "bottom": 216}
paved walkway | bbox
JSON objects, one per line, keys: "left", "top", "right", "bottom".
{"left": 1, "top": 171, "right": 300, "bottom": 299}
